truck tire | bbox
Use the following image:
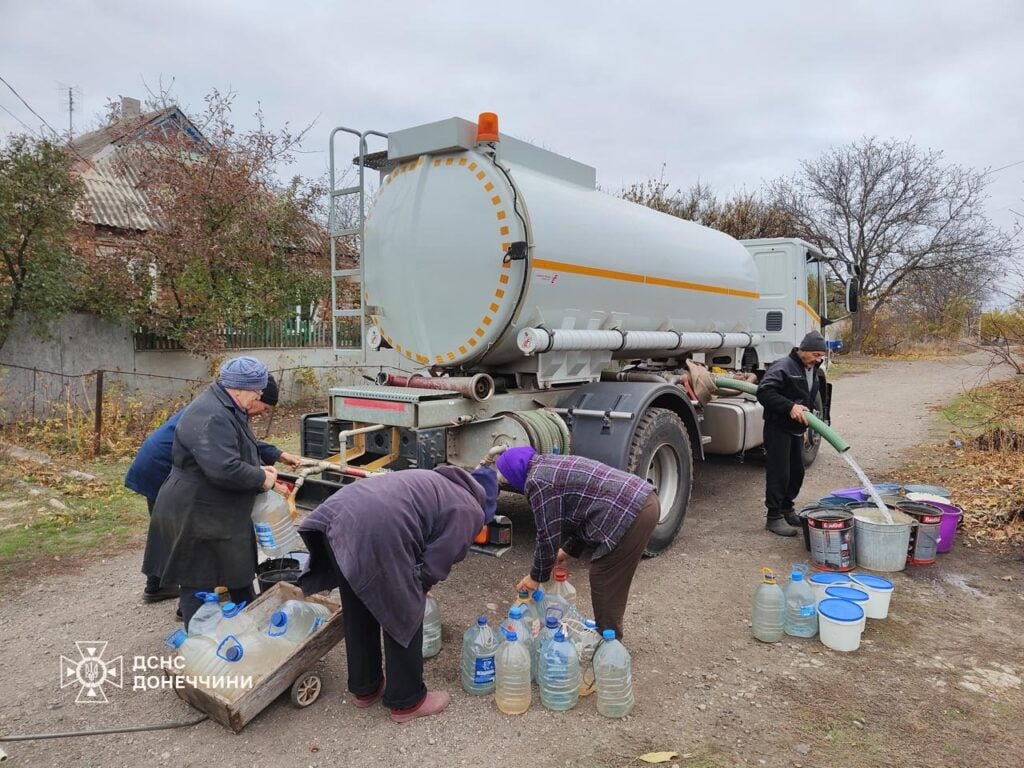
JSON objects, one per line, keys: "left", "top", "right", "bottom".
{"left": 625, "top": 407, "right": 693, "bottom": 557}
{"left": 802, "top": 390, "right": 824, "bottom": 468}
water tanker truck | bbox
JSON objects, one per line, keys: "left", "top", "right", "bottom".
{"left": 290, "top": 114, "right": 858, "bottom": 555}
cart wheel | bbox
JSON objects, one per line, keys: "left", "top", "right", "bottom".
{"left": 290, "top": 672, "right": 322, "bottom": 708}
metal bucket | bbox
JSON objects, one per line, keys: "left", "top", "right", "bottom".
{"left": 798, "top": 505, "right": 833, "bottom": 551}
{"left": 256, "top": 556, "right": 302, "bottom": 592}
{"left": 848, "top": 504, "right": 915, "bottom": 572}
{"left": 807, "top": 509, "right": 856, "bottom": 572}
{"left": 896, "top": 501, "right": 944, "bottom": 565}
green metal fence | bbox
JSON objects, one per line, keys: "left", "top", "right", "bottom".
{"left": 134, "top": 319, "right": 358, "bottom": 351}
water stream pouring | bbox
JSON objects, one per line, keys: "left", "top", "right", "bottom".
{"left": 713, "top": 376, "right": 894, "bottom": 523}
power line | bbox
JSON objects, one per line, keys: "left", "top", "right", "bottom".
{"left": 984, "top": 159, "right": 1024, "bottom": 177}
{"left": 0, "top": 100, "right": 39, "bottom": 136}
{"left": 0, "top": 73, "right": 61, "bottom": 139}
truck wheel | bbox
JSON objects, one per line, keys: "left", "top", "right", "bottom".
{"left": 802, "top": 391, "right": 824, "bottom": 467}
{"left": 626, "top": 408, "right": 693, "bottom": 557}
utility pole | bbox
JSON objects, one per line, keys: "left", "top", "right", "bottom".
{"left": 57, "top": 82, "right": 80, "bottom": 139}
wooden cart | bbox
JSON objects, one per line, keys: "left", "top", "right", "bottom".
{"left": 169, "top": 581, "right": 344, "bottom": 732}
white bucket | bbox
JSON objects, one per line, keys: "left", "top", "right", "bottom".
{"left": 817, "top": 598, "right": 865, "bottom": 652}
{"left": 808, "top": 573, "right": 851, "bottom": 605}
{"left": 849, "top": 573, "right": 895, "bottom": 619}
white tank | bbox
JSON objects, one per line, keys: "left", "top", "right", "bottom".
{"left": 364, "top": 133, "right": 759, "bottom": 371}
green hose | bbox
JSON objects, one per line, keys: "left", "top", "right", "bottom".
{"left": 713, "top": 375, "right": 850, "bottom": 454}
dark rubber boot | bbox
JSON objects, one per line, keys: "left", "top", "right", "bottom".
{"left": 766, "top": 516, "right": 799, "bottom": 537}
{"left": 783, "top": 509, "right": 801, "bottom": 527}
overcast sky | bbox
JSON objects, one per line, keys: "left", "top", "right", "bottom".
{"left": 2, "top": 0, "right": 1021, "bottom": 234}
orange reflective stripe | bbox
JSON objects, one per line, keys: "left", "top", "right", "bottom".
{"left": 532, "top": 259, "right": 760, "bottom": 299}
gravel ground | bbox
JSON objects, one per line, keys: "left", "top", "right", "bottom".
{"left": 1, "top": 352, "right": 1021, "bottom": 768}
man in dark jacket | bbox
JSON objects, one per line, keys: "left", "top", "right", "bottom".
{"left": 143, "top": 357, "right": 280, "bottom": 626}
{"left": 128, "top": 374, "right": 300, "bottom": 602}
{"left": 297, "top": 464, "right": 498, "bottom": 724}
{"left": 756, "top": 331, "right": 828, "bottom": 536}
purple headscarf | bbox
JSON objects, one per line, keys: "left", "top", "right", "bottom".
{"left": 495, "top": 446, "right": 537, "bottom": 492}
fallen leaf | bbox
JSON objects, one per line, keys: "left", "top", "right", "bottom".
{"left": 639, "top": 752, "right": 679, "bottom": 763}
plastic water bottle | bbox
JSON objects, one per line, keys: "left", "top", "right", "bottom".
{"left": 534, "top": 615, "right": 561, "bottom": 682}
{"left": 187, "top": 592, "right": 224, "bottom": 636}
{"left": 550, "top": 566, "right": 578, "bottom": 605}
{"left": 461, "top": 616, "right": 499, "bottom": 695}
{"left": 165, "top": 628, "right": 243, "bottom": 679}
{"left": 539, "top": 630, "right": 581, "bottom": 711}
{"left": 783, "top": 568, "right": 818, "bottom": 638}
{"left": 529, "top": 588, "right": 548, "bottom": 637}
{"left": 422, "top": 594, "right": 442, "bottom": 658}
{"left": 267, "top": 599, "right": 331, "bottom": 644}
{"left": 514, "top": 590, "right": 535, "bottom": 630}
{"left": 593, "top": 629, "right": 635, "bottom": 718}
{"left": 573, "top": 618, "right": 602, "bottom": 696}
{"left": 543, "top": 591, "right": 582, "bottom": 626}
{"left": 251, "top": 491, "right": 305, "bottom": 558}
{"left": 495, "top": 630, "right": 532, "bottom": 714}
{"left": 752, "top": 567, "right": 786, "bottom": 643}
{"left": 500, "top": 605, "right": 534, "bottom": 658}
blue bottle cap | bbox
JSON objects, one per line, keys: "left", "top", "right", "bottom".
{"left": 790, "top": 570, "right": 804, "bottom": 581}
{"left": 554, "top": 630, "right": 566, "bottom": 642}
{"left": 509, "top": 605, "right": 525, "bottom": 619}
{"left": 506, "top": 630, "right": 518, "bottom": 642}
{"left": 222, "top": 601, "right": 246, "bottom": 617}
{"left": 584, "top": 619, "right": 598, "bottom": 629}
{"left": 850, "top": 573, "right": 894, "bottom": 591}
{"left": 532, "top": 588, "right": 545, "bottom": 601}
{"left": 601, "top": 629, "right": 616, "bottom": 640}
{"left": 196, "top": 591, "right": 219, "bottom": 603}
{"left": 817, "top": 598, "right": 864, "bottom": 622}
{"left": 545, "top": 615, "right": 559, "bottom": 628}
{"left": 164, "top": 628, "right": 187, "bottom": 649}
{"left": 223, "top": 644, "right": 243, "bottom": 662}
{"left": 477, "top": 615, "right": 488, "bottom": 626}
{"left": 518, "top": 590, "right": 530, "bottom": 599}
{"left": 824, "top": 585, "right": 869, "bottom": 602}
{"left": 270, "top": 611, "right": 288, "bottom": 628}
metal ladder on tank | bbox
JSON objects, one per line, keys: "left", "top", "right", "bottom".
{"left": 328, "top": 127, "right": 387, "bottom": 359}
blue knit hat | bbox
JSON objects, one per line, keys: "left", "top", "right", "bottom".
{"left": 218, "top": 356, "right": 268, "bottom": 391}
{"left": 495, "top": 446, "right": 537, "bottom": 492}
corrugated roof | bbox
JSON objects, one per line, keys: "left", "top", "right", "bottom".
{"left": 69, "top": 107, "right": 194, "bottom": 232}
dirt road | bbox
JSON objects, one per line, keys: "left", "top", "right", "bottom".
{"left": 1, "top": 353, "right": 1021, "bottom": 767}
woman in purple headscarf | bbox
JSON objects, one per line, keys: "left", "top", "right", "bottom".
{"left": 497, "top": 446, "right": 659, "bottom": 639}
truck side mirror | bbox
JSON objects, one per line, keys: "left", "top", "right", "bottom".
{"left": 845, "top": 277, "right": 860, "bottom": 313}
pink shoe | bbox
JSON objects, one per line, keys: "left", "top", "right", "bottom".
{"left": 389, "top": 691, "right": 451, "bottom": 723}
{"left": 352, "top": 678, "right": 385, "bottom": 709}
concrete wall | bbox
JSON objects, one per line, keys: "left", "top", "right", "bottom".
{"left": 0, "top": 312, "right": 409, "bottom": 421}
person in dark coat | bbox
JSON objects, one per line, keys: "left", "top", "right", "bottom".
{"left": 128, "top": 374, "right": 300, "bottom": 602}
{"left": 498, "top": 447, "right": 658, "bottom": 639}
{"left": 142, "top": 357, "right": 281, "bottom": 626}
{"left": 297, "top": 464, "right": 498, "bottom": 724}
{"left": 756, "top": 330, "right": 828, "bottom": 536}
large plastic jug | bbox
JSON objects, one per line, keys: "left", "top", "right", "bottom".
{"left": 495, "top": 630, "right": 532, "bottom": 714}
{"left": 251, "top": 491, "right": 305, "bottom": 558}
{"left": 422, "top": 594, "right": 442, "bottom": 658}
{"left": 533, "top": 615, "right": 561, "bottom": 683}
{"left": 267, "top": 599, "right": 331, "bottom": 644}
{"left": 593, "top": 630, "right": 635, "bottom": 718}
{"left": 751, "top": 567, "right": 786, "bottom": 642}
{"left": 461, "top": 616, "right": 499, "bottom": 695}
{"left": 783, "top": 568, "right": 818, "bottom": 638}
{"left": 165, "top": 628, "right": 246, "bottom": 700}
{"left": 539, "top": 630, "right": 581, "bottom": 711}
{"left": 550, "top": 565, "right": 578, "bottom": 605}
{"left": 573, "top": 618, "right": 602, "bottom": 695}
{"left": 187, "top": 592, "right": 224, "bottom": 636}
{"left": 500, "top": 605, "right": 534, "bottom": 657}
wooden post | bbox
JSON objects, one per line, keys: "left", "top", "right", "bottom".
{"left": 94, "top": 369, "right": 104, "bottom": 456}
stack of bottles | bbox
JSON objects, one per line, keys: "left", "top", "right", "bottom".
{"left": 457, "top": 568, "right": 634, "bottom": 717}
{"left": 165, "top": 592, "right": 332, "bottom": 700}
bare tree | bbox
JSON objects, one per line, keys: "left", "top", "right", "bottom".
{"left": 770, "top": 137, "right": 1014, "bottom": 352}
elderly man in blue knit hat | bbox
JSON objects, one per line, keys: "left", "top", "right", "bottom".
{"left": 497, "top": 447, "right": 659, "bottom": 639}
{"left": 143, "top": 356, "right": 286, "bottom": 627}
{"left": 128, "top": 372, "right": 301, "bottom": 603}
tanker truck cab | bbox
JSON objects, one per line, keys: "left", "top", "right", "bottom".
{"left": 293, "top": 114, "right": 855, "bottom": 557}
